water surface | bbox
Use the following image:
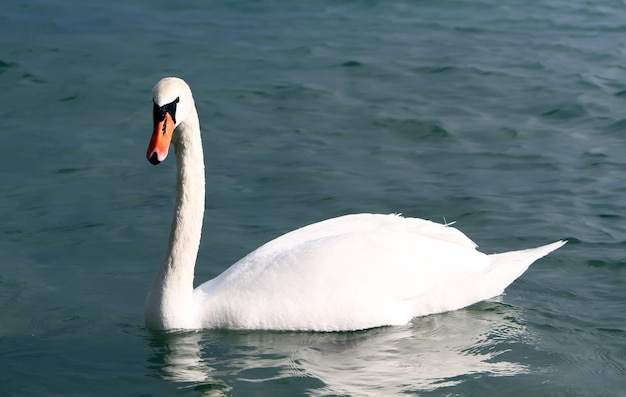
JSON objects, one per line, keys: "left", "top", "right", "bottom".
{"left": 1, "top": 0, "right": 625, "bottom": 395}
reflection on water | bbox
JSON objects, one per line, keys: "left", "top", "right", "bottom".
{"left": 148, "top": 301, "right": 530, "bottom": 396}
{"left": 148, "top": 332, "right": 231, "bottom": 396}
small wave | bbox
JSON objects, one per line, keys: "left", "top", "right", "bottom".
{"left": 372, "top": 116, "right": 449, "bottom": 140}
{"left": 0, "top": 59, "right": 19, "bottom": 73}
{"left": 341, "top": 60, "right": 362, "bottom": 68}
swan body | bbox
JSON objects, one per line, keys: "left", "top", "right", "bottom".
{"left": 144, "top": 77, "right": 565, "bottom": 331}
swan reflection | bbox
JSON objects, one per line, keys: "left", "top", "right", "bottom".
{"left": 148, "top": 331, "right": 231, "bottom": 396}
{"left": 149, "top": 301, "right": 530, "bottom": 396}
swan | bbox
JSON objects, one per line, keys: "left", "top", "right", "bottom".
{"left": 144, "top": 77, "right": 565, "bottom": 332}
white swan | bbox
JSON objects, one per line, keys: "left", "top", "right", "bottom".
{"left": 144, "top": 77, "right": 565, "bottom": 332}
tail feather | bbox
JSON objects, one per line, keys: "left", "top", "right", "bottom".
{"left": 486, "top": 240, "right": 567, "bottom": 295}
{"left": 408, "top": 240, "right": 566, "bottom": 318}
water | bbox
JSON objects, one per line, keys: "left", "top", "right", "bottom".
{"left": 1, "top": 0, "right": 625, "bottom": 395}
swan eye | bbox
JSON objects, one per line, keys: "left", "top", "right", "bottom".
{"left": 152, "top": 97, "right": 180, "bottom": 125}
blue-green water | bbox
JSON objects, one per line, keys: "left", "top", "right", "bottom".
{"left": 1, "top": 0, "right": 625, "bottom": 395}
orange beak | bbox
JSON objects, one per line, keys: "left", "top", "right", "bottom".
{"left": 147, "top": 112, "right": 175, "bottom": 165}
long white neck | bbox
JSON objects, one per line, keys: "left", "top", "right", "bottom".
{"left": 145, "top": 107, "right": 205, "bottom": 330}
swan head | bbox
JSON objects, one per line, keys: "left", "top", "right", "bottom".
{"left": 147, "top": 77, "right": 195, "bottom": 165}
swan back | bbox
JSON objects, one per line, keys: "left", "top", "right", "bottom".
{"left": 193, "top": 214, "right": 563, "bottom": 331}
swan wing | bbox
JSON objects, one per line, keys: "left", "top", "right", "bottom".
{"left": 194, "top": 214, "right": 512, "bottom": 330}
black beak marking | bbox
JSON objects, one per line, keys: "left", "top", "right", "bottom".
{"left": 152, "top": 96, "right": 180, "bottom": 126}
